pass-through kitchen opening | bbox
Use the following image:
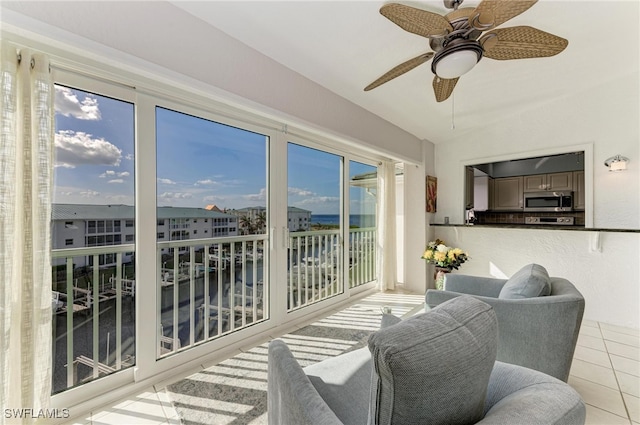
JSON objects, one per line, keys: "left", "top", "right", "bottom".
{"left": 464, "top": 151, "right": 585, "bottom": 227}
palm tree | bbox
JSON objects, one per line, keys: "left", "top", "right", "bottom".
{"left": 255, "top": 211, "right": 266, "bottom": 234}
{"left": 239, "top": 215, "right": 254, "bottom": 235}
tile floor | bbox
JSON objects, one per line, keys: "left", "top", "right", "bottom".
{"left": 63, "top": 293, "right": 640, "bottom": 425}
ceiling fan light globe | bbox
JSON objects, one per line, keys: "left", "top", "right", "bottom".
{"left": 434, "top": 50, "right": 479, "bottom": 79}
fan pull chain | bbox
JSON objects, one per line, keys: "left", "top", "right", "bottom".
{"left": 451, "top": 93, "right": 456, "bottom": 130}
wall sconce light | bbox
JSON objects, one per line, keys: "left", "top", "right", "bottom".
{"left": 604, "top": 155, "right": 629, "bottom": 171}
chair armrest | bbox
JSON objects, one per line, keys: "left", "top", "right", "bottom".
{"left": 479, "top": 361, "right": 585, "bottom": 424}
{"left": 268, "top": 339, "right": 343, "bottom": 425}
{"left": 444, "top": 274, "right": 507, "bottom": 297}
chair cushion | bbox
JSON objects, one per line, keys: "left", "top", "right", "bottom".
{"left": 499, "top": 263, "right": 551, "bottom": 299}
{"left": 367, "top": 296, "right": 498, "bottom": 425}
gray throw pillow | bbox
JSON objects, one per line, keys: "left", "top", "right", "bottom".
{"left": 367, "top": 296, "right": 498, "bottom": 425}
{"left": 499, "top": 263, "right": 551, "bottom": 299}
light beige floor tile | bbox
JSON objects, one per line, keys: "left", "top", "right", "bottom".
{"left": 574, "top": 345, "right": 614, "bottom": 368}
{"left": 581, "top": 326, "right": 604, "bottom": 339}
{"left": 582, "top": 319, "right": 600, "bottom": 329}
{"left": 91, "top": 411, "right": 166, "bottom": 425}
{"left": 571, "top": 358, "right": 619, "bottom": 389}
{"left": 61, "top": 419, "right": 90, "bottom": 425}
{"left": 611, "top": 355, "right": 640, "bottom": 377}
{"left": 624, "top": 393, "right": 640, "bottom": 423}
{"left": 579, "top": 333, "right": 608, "bottom": 352}
{"left": 617, "top": 371, "right": 640, "bottom": 398}
{"left": 157, "top": 388, "right": 180, "bottom": 420}
{"left": 585, "top": 404, "right": 631, "bottom": 425}
{"left": 90, "top": 391, "right": 168, "bottom": 425}
{"left": 603, "top": 330, "right": 640, "bottom": 348}
{"left": 153, "top": 364, "right": 205, "bottom": 390}
{"left": 162, "top": 416, "right": 183, "bottom": 425}
{"left": 600, "top": 323, "right": 640, "bottom": 338}
{"left": 569, "top": 376, "right": 628, "bottom": 417}
{"left": 608, "top": 340, "right": 640, "bottom": 362}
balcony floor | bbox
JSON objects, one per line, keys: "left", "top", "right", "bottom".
{"left": 63, "top": 290, "right": 639, "bottom": 425}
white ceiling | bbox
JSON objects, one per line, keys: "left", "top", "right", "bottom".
{"left": 170, "top": 0, "right": 639, "bottom": 144}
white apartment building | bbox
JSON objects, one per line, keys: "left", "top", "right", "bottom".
{"left": 232, "top": 206, "right": 312, "bottom": 232}
{"left": 52, "top": 204, "right": 238, "bottom": 267}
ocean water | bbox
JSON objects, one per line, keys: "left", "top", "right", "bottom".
{"left": 311, "top": 214, "right": 375, "bottom": 227}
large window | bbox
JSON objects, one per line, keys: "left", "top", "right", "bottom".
{"left": 51, "top": 84, "right": 135, "bottom": 393}
{"left": 47, "top": 61, "right": 381, "bottom": 405}
{"left": 155, "top": 107, "right": 269, "bottom": 355}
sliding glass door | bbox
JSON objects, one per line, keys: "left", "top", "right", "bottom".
{"left": 349, "top": 161, "right": 377, "bottom": 288}
{"left": 155, "top": 107, "right": 269, "bottom": 356}
{"left": 49, "top": 68, "right": 381, "bottom": 407}
{"left": 287, "top": 143, "right": 344, "bottom": 311}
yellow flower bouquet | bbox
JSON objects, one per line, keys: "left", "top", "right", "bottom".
{"left": 421, "top": 239, "right": 468, "bottom": 270}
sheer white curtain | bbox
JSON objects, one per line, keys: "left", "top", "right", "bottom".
{"left": 376, "top": 161, "right": 397, "bottom": 290}
{"left": 1, "top": 42, "right": 54, "bottom": 422}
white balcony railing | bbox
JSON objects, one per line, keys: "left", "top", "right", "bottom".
{"left": 287, "top": 227, "right": 376, "bottom": 311}
{"left": 51, "top": 244, "right": 136, "bottom": 394}
{"left": 50, "top": 228, "right": 374, "bottom": 394}
{"left": 156, "top": 235, "right": 268, "bottom": 358}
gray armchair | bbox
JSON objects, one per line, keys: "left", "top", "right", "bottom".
{"left": 268, "top": 296, "right": 585, "bottom": 425}
{"left": 425, "top": 266, "right": 585, "bottom": 382}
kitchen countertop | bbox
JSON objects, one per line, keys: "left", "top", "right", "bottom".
{"left": 430, "top": 223, "right": 640, "bottom": 233}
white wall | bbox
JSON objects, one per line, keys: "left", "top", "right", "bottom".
{"left": 431, "top": 71, "right": 640, "bottom": 330}
{"left": 434, "top": 72, "right": 639, "bottom": 229}
{"left": 435, "top": 226, "right": 639, "bottom": 329}
{"left": 1, "top": 1, "right": 423, "bottom": 165}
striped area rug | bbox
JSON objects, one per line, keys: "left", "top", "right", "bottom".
{"left": 165, "top": 292, "right": 424, "bottom": 425}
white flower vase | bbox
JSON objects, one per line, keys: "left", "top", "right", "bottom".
{"left": 434, "top": 267, "right": 451, "bottom": 290}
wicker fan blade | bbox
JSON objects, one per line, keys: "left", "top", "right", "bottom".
{"left": 380, "top": 3, "right": 452, "bottom": 38}
{"left": 433, "top": 76, "right": 459, "bottom": 102}
{"left": 469, "top": 0, "right": 538, "bottom": 31}
{"left": 481, "top": 26, "right": 568, "bottom": 60}
{"left": 364, "top": 53, "right": 434, "bottom": 91}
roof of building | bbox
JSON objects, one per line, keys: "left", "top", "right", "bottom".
{"left": 52, "top": 204, "right": 235, "bottom": 220}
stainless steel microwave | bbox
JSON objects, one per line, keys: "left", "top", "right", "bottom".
{"left": 523, "top": 191, "right": 574, "bottom": 212}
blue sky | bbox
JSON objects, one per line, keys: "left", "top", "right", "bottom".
{"left": 54, "top": 86, "right": 376, "bottom": 215}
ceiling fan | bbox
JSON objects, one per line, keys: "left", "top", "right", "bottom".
{"left": 364, "top": 0, "right": 568, "bottom": 102}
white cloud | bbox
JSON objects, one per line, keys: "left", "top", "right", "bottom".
{"left": 80, "top": 190, "right": 100, "bottom": 198}
{"left": 55, "top": 86, "right": 101, "bottom": 120}
{"left": 108, "top": 179, "right": 124, "bottom": 184}
{"left": 288, "top": 187, "right": 315, "bottom": 197}
{"left": 203, "top": 195, "right": 226, "bottom": 203}
{"left": 300, "top": 196, "right": 340, "bottom": 204}
{"left": 195, "top": 179, "right": 217, "bottom": 186}
{"left": 157, "top": 178, "right": 176, "bottom": 185}
{"left": 100, "top": 170, "right": 128, "bottom": 179}
{"left": 55, "top": 130, "right": 122, "bottom": 168}
{"left": 245, "top": 188, "right": 266, "bottom": 201}
{"left": 159, "top": 192, "right": 193, "bottom": 200}
{"left": 54, "top": 163, "right": 75, "bottom": 169}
